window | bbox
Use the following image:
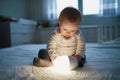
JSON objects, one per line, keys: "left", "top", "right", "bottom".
{"left": 83, "top": 0, "right": 100, "bottom": 15}
{"left": 99, "top": 0, "right": 118, "bottom": 16}
{"left": 83, "top": 0, "right": 119, "bottom": 16}
{"left": 56, "top": 0, "right": 78, "bottom": 17}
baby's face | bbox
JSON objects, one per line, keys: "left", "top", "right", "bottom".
{"left": 59, "top": 20, "right": 78, "bottom": 39}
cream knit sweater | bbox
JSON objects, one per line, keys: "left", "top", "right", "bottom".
{"left": 47, "top": 28, "right": 85, "bottom": 60}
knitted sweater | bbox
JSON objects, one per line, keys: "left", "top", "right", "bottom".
{"left": 47, "top": 28, "right": 85, "bottom": 60}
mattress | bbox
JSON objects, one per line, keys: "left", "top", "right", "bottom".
{"left": 0, "top": 44, "right": 120, "bottom": 80}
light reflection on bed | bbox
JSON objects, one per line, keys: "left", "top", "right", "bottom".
{"left": 0, "top": 44, "right": 120, "bottom": 80}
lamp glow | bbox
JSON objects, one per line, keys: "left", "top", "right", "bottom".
{"left": 53, "top": 55, "right": 78, "bottom": 73}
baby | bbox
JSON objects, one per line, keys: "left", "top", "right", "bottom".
{"left": 33, "top": 7, "right": 86, "bottom": 68}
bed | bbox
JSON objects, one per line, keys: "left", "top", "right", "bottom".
{"left": 0, "top": 43, "right": 120, "bottom": 80}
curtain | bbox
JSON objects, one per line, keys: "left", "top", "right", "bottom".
{"left": 44, "top": 0, "right": 57, "bottom": 21}
{"left": 26, "top": 0, "right": 78, "bottom": 21}
{"left": 26, "top": 0, "right": 57, "bottom": 21}
{"left": 99, "top": 0, "right": 118, "bottom": 16}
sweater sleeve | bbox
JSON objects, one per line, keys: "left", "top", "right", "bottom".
{"left": 75, "top": 30, "right": 86, "bottom": 58}
{"left": 47, "top": 31, "right": 58, "bottom": 61}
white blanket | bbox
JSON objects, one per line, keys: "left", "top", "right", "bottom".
{"left": 0, "top": 44, "right": 120, "bottom": 80}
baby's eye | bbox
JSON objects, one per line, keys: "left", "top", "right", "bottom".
{"left": 71, "top": 30, "right": 76, "bottom": 33}
{"left": 63, "top": 29, "right": 67, "bottom": 31}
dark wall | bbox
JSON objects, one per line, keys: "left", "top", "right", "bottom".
{"left": 0, "top": 22, "right": 11, "bottom": 48}
{"left": 0, "top": 0, "right": 26, "bottom": 19}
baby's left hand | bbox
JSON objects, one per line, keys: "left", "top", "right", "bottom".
{"left": 72, "top": 55, "right": 82, "bottom": 61}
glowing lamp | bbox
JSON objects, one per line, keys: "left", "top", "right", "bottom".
{"left": 53, "top": 55, "right": 78, "bottom": 73}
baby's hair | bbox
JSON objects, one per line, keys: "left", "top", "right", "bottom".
{"left": 58, "top": 7, "right": 82, "bottom": 25}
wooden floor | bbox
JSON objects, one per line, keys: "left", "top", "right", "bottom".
{"left": 0, "top": 43, "right": 120, "bottom": 80}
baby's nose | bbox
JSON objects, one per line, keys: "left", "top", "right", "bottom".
{"left": 66, "top": 31, "right": 71, "bottom": 34}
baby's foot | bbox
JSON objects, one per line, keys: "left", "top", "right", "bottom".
{"left": 33, "top": 57, "right": 53, "bottom": 67}
{"left": 33, "top": 57, "right": 41, "bottom": 67}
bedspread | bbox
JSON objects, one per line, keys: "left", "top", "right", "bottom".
{"left": 0, "top": 44, "right": 120, "bottom": 80}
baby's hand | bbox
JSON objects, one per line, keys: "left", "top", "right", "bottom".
{"left": 51, "top": 55, "right": 58, "bottom": 61}
{"left": 72, "top": 55, "right": 82, "bottom": 61}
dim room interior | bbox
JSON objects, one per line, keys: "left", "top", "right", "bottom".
{"left": 0, "top": 0, "right": 120, "bottom": 80}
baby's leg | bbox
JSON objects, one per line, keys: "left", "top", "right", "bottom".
{"left": 78, "top": 55, "right": 86, "bottom": 67}
{"left": 38, "top": 49, "right": 50, "bottom": 61}
{"left": 33, "top": 57, "right": 53, "bottom": 67}
{"left": 33, "top": 49, "right": 52, "bottom": 67}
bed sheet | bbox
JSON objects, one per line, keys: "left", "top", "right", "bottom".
{"left": 0, "top": 44, "right": 120, "bottom": 80}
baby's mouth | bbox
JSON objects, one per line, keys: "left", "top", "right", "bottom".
{"left": 63, "top": 36, "right": 71, "bottom": 39}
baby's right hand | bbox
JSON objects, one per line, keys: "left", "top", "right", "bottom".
{"left": 50, "top": 55, "right": 58, "bottom": 61}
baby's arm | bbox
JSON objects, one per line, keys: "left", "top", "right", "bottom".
{"left": 73, "top": 31, "right": 86, "bottom": 67}
{"left": 47, "top": 33, "right": 58, "bottom": 61}
{"left": 75, "top": 31, "right": 86, "bottom": 58}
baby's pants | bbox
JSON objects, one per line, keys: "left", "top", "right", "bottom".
{"left": 38, "top": 49, "right": 50, "bottom": 61}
